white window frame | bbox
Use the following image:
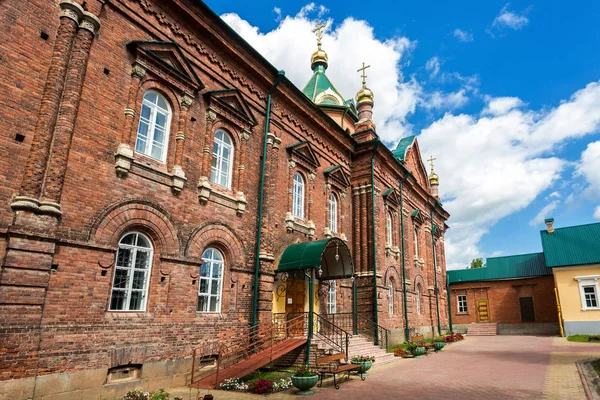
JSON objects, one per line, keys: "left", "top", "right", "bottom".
{"left": 413, "top": 227, "right": 419, "bottom": 258}
{"left": 386, "top": 211, "right": 393, "bottom": 246}
{"left": 327, "top": 280, "right": 337, "bottom": 314}
{"left": 457, "top": 294, "right": 468, "bottom": 313}
{"left": 109, "top": 232, "right": 153, "bottom": 312}
{"left": 210, "top": 129, "right": 234, "bottom": 189}
{"left": 292, "top": 172, "right": 305, "bottom": 219}
{"left": 388, "top": 280, "right": 394, "bottom": 315}
{"left": 416, "top": 286, "right": 421, "bottom": 315}
{"left": 135, "top": 90, "right": 171, "bottom": 162}
{"left": 575, "top": 276, "right": 600, "bottom": 311}
{"left": 198, "top": 247, "right": 225, "bottom": 313}
{"left": 328, "top": 193, "right": 338, "bottom": 233}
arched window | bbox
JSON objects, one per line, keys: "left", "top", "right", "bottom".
{"left": 210, "top": 129, "right": 234, "bottom": 189}
{"left": 416, "top": 285, "right": 422, "bottom": 315}
{"left": 386, "top": 211, "right": 393, "bottom": 246}
{"left": 388, "top": 279, "right": 394, "bottom": 315}
{"left": 198, "top": 247, "right": 224, "bottom": 313}
{"left": 328, "top": 193, "right": 338, "bottom": 233}
{"left": 109, "top": 232, "right": 153, "bottom": 311}
{"left": 135, "top": 90, "right": 171, "bottom": 162}
{"left": 327, "top": 280, "right": 336, "bottom": 314}
{"left": 292, "top": 172, "right": 305, "bottom": 219}
{"left": 413, "top": 227, "right": 419, "bottom": 258}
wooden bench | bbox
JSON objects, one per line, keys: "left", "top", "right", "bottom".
{"left": 409, "top": 333, "right": 433, "bottom": 351}
{"left": 315, "top": 353, "right": 363, "bottom": 390}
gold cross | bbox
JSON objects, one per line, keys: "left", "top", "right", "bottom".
{"left": 427, "top": 155, "right": 437, "bottom": 171}
{"left": 357, "top": 62, "right": 371, "bottom": 86}
{"left": 313, "top": 21, "right": 327, "bottom": 49}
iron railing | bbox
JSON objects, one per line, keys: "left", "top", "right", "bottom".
{"left": 312, "top": 312, "right": 350, "bottom": 360}
{"left": 356, "top": 313, "right": 390, "bottom": 351}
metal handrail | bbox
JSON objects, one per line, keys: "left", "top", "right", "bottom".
{"left": 312, "top": 312, "right": 350, "bottom": 360}
{"left": 191, "top": 314, "right": 307, "bottom": 387}
{"left": 356, "top": 313, "right": 390, "bottom": 351}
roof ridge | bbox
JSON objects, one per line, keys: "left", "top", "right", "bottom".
{"left": 487, "top": 252, "right": 544, "bottom": 260}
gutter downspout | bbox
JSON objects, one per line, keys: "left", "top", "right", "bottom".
{"left": 252, "top": 70, "right": 285, "bottom": 328}
{"left": 305, "top": 269, "right": 314, "bottom": 364}
{"left": 430, "top": 202, "right": 442, "bottom": 335}
{"left": 341, "top": 106, "right": 349, "bottom": 130}
{"left": 370, "top": 140, "right": 380, "bottom": 345}
{"left": 447, "top": 278, "right": 453, "bottom": 333}
{"left": 399, "top": 171, "right": 411, "bottom": 342}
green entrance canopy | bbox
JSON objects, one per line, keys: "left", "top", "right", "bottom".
{"left": 276, "top": 237, "right": 354, "bottom": 279}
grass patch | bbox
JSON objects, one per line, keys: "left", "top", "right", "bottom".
{"left": 567, "top": 334, "right": 600, "bottom": 343}
{"left": 240, "top": 366, "right": 294, "bottom": 383}
{"left": 591, "top": 359, "right": 600, "bottom": 376}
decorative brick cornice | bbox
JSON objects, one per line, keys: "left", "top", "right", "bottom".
{"left": 79, "top": 12, "right": 101, "bottom": 35}
{"left": 59, "top": 0, "right": 84, "bottom": 23}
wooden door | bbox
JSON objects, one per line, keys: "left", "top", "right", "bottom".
{"left": 519, "top": 297, "right": 535, "bottom": 322}
{"left": 285, "top": 278, "right": 305, "bottom": 336}
{"left": 476, "top": 300, "right": 490, "bottom": 322}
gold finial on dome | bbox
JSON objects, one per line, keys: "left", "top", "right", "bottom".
{"left": 311, "top": 21, "right": 329, "bottom": 70}
{"left": 427, "top": 155, "right": 439, "bottom": 185}
{"left": 356, "top": 62, "right": 374, "bottom": 104}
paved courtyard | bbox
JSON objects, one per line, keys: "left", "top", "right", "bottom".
{"left": 175, "top": 335, "right": 600, "bottom": 400}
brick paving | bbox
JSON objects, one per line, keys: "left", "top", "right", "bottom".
{"left": 172, "top": 336, "right": 600, "bottom": 400}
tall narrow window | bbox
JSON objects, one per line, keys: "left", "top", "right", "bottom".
{"left": 327, "top": 280, "right": 337, "bottom": 314}
{"left": 413, "top": 227, "right": 419, "bottom": 258}
{"left": 457, "top": 295, "right": 468, "bottom": 313}
{"left": 416, "top": 285, "right": 421, "bottom": 315}
{"left": 210, "top": 129, "right": 234, "bottom": 189}
{"left": 198, "top": 247, "right": 224, "bottom": 313}
{"left": 292, "top": 172, "right": 305, "bottom": 219}
{"left": 386, "top": 212, "right": 393, "bottom": 246}
{"left": 388, "top": 280, "right": 394, "bottom": 315}
{"left": 328, "top": 193, "right": 338, "bottom": 233}
{"left": 110, "top": 232, "right": 153, "bottom": 311}
{"left": 135, "top": 90, "right": 171, "bottom": 162}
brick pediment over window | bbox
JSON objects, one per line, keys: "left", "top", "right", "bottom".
{"left": 382, "top": 187, "right": 400, "bottom": 206}
{"left": 324, "top": 165, "right": 350, "bottom": 189}
{"left": 287, "top": 141, "right": 320, "bottom": 169}
{"left": 204, "top": 89, "right": 257, "bottom": 129}
{"left": 127, "top": 41, "right": 203, "bottom": 94}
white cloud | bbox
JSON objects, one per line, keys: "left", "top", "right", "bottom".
{"left": 492, "top": 4, "right": 529, "bottom": 31}
{"left": 221, "top": 7, "right": 419, "bottom": 144}
{"left": 453, "top": 29, "right": 473, "bottom": 42}
{"left": 483, "top": 96, "right": 524, "bottom": 116}
{"left": 529, "top": 201, "right": 559, "bottom": 227}
{"left": 576, "top": 140, "right": 600, "bottom": 218}
{"left": 423, "top": 89, "right": 468, "bottom": 111}
{"left": 594, "top": 206, "right": 600, "bottom": 220}
{"left": 425, "top": 56, "right": 440, "bottom": 78}
{"left": 273, "top": 7, "right": 282, "bottom": 22}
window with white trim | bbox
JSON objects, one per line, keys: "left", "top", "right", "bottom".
{"left": 457, "top": 294, "right": 468, "bottom": 313}
{"left": 386, "top": 211, "right": 393, "bottom": 246}
{"left": 576, "top": 276, "right": 600, "bottom": 310}
{"left": 292, "top": 172, "right": 305, "bottom": 219}
{"left": 135, "top": 90, "right": 171, "bottom": 162}
{"left": 413, "top": 227, "right": 419, "bottom": 258}
{"left": 198, "top": 247, "right": 224, "bottom": 313}
{"left": 110, "top": 232, "right": 153, "bottom": 311}
{"left": 327, "top": 280, "right": 336, "bottom": 314}
{"left": 328, "top": 193, "right": 338, "bottom": 233}
{"left": 416, "top": 285, "right": 421, "bottom": 315}
{"left": 388, "top": 280, "right": 394, "bottom": 315}
{"left": 210, "top": 129, "right": 234, "bottom": 189}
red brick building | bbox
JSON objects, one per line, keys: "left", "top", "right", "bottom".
{"left": 448, "top": 253, "right": 559, "bottom": 335}
{"left": 0, "top": 0, "right": 449, "bottom": 398}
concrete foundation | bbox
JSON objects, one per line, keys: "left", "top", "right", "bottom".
{"left": 564, "top": 320, "right": 600, "bottom": 336}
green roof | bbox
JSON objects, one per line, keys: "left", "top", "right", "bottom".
{"left": 276, "top": 238, "right": 354, "bottom": 279}
{"left": 392, "top": 136, "right": 416, "bottom": 161}
{"left": 540, "top": 222, "right": 600, "bottom": 267}
{"left": 447, "top": 252, "right": 550, "bottom": 283}
{"left": 302, "top": 65, "right": 345, "bottom": 106}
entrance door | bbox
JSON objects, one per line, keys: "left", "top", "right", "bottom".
{"left": 519, "top": 297, "right": 536, "bottom": 322}
{"left": 285, "top": 278, "right": 305, "bottom": 335}
{"left": 476, "top": 300, "right": 490, "bottom": 322}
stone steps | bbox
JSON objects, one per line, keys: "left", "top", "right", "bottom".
{"left": 313, "top": 335, "right": 395, "bottom": 365}
{"left": 467, "top": 322, "right": 498, "bottom": 336}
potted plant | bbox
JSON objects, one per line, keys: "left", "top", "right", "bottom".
{"left": 350, "top": 355, "right": 375, "bottom": 376}
{"left": 408, "top": 341, "right": 426, "bottom": 357}
{"left": 433, "top": 336, "right": 445, "bottom": 351}
{"left": 291, "top": 365, "right": 319, "bottom": 395}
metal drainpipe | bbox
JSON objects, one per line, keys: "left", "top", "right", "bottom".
{"left": 399, "top": 171, "right": 411, "bottom": 342}
{"left": 370, "top": 140, "right": 380, "bottom": 345}
{"left": 447, "top": 278, "right": 453, "bottom": 333}
{"left": 304, "top": 269, "right": 314, "bottom": 365}
{"left": 341, "top": 106, "right": 349, "bottom": 130}
{"left": 251, "top": 71, "right": 286, "bottom": 328}
{"left": 430, "top": 202, "right": 442, "bottom": 335}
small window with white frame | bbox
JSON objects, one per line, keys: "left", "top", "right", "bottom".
{"left": 328, "top": 193, "right": 338, "bottom": 233}
{"left": 457, "top": 294, "right": 468, "bottom": 313}
{"left": 388, "top": 279, "right": 394, "bottom": 315}
{"left": 576, "top": 276, "right": 600, "bottom": 310}
{"left": 135, "top": 90, "right": 171, "bottom": 162}
{"left": 327, "top": 280, "right": 336, "bottom": 314}
{"left": 292, "top": 172, "right": 305, "bottom": 219}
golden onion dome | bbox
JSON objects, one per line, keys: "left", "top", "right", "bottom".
{"left": 311, "top": 49, "right": 328, "bottom": 70}
{"left": 429, "top": 172, "right": 439, "bottom": 185}
{"left": 356, "top": 85, "right": 374, "bottom": 104}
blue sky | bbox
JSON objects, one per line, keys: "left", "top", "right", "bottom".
{"left": 206, "top": 0, "right": 600, "bottom": 268}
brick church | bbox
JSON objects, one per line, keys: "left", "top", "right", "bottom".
{"left": 0, "top": 0, "right": 450, "bottom": 398}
